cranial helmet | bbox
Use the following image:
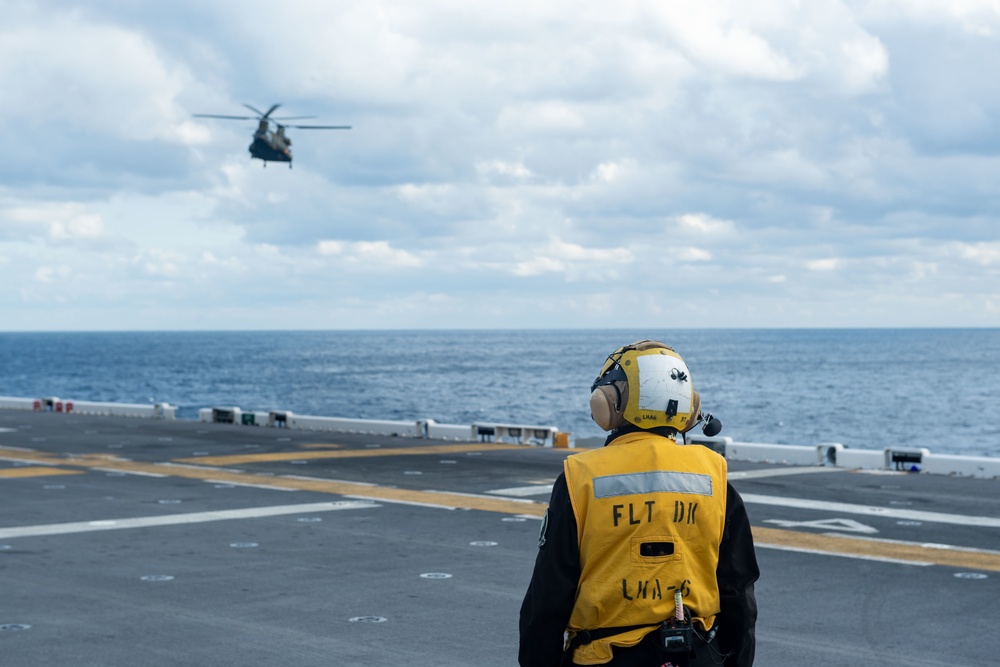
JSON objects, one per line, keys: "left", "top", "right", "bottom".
{"left": 589, "top": 340, "right": 702, "bottom": 433}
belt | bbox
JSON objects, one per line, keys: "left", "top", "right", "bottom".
{"left": 568, "top": 623, "right": 659, "bottom": 650}
{"left": 567, "top": 622, "right": 718, "bottom": 650}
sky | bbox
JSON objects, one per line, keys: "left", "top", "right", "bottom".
{"left": 1, "top": 0, "right": 999, "bottom": 331}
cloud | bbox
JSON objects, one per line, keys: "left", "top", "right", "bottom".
{"left": 649, "top": 3, "right": 801, "bottom": 82}
{"left": 508, "top": 239, "right": 633, "bottom": 278}
{"left": 677, "top": 247, "right": 713, "bottom": 262}
{"left": 592, "top": 163, "right": 618, "bottom": 184}
{"left": 648, "top": 0, "right": 888, "bottom": 94}
{"left": 0, "top": 201, "right": 119, "bottom": 248}
{"left": 675, "top": 214, "right": 736, "bottom": 236}
{"left": 476, "top": 160, "right": 533, "bottom": 180}
{"left": 862, "top": 0, "right": 1000, "bottom": 37}
{"left": 806, "top": 258, "right": 842, "bottom": 272}
{"left": 0, "top": 9, "right": 205, "bottom": 144}
{"left": 0, "top": 1, "right": 997, "bottom": 330}
{"left": 47, "top": 215, "right": 106, "bottom": 242}
{"left": 34, "top": 265, "right": 70, "bottom": 284}
{"left": 954, "top": 241, "right": 1000, "bottom": 266}
{"left": 317, "top": 239, "right": 423, "bottom": 269}
{"left": 498, "top": 101, "right": 587, "bottom": 135}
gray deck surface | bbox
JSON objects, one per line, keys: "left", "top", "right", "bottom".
{"left": 1, "top": 411, "right": 997, "bottom": 666}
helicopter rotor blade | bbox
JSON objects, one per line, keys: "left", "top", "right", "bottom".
{"left": 243, "top": 103, "right": 269, "bottom": 118}
{"left": 271, "top": 116, "right": 317, "bottom": 121}
{"left": 286, "top": 124, "right": 352, "bottom": 130}
{"left": 262, "top": 103, "right": 281, "bottom": 119}
{"left": 193, "top": 114, "right": 257, "bottom": 120}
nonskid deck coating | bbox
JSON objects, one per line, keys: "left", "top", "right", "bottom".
{"left": 1, "top": 410, "right": 998, "bottom": 667}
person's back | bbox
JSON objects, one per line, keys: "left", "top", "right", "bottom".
{"left": 518, "top": 340, "right": 759, "bottom": 667}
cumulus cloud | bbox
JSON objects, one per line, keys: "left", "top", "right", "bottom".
{"left": 47, "top": 215, "right": 106, "bottom": 242}
{"left": 34, "top": 265, "right": 69, "bottom": 284}
{"left": 807, "top": 258, "right": 842, "bottom": 272}
{"left": 317, "top": 239, "right": 423, "bottom": 269}
{"left": 649, "top": 2, "right": 801, "bottom": 82}
{"left": 0, "top": 10, "right": 205, "bottom": 144}
{"left": 499, "top": 101, "right": 588, "bottom": 134}
{"left": 955, "top": 241, "right": 1000, "bottom": 266}
{"left": 477, "top": 160, "right": 533, "bottom": 180}
{"left": 0, "top": 1, "right": 997, "bottom": 329}
{"left": 0, "top": 202, "right": 121, "bottom": 249}
{"left": 677, "top": 247, "right": 713, "bottom": 262}
{"left": 509, "top": 239, "right": 633, "bottom": 278}
{"left": 648, "top": 0, "right": 889, "bottom": 94}
{"left": 675, "top": 214, "right": 736, "bottom": 236}
{"left": 862, "top": 0, "right": 1000, "bottom": 37}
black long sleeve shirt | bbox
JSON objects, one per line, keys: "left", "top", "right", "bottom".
{"left": 519, "top": 468, "right": 759, "bottom": 667}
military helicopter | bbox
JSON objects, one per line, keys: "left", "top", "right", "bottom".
{"left": 193, "top": 103, "right": 350, "bottom": 168}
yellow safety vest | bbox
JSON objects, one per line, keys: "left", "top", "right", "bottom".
{"left": 563, "top": 431, "right": 728, "bottom": 665}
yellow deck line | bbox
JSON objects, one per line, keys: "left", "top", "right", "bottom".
{"left": 753, "top": 526, "right": 1000, "bottom": 572}
{"left": 174, "top": 442, "right": 527, "bottom": 466}
{"left": 121, "top": 461, "right": 546, "bottom": 515}
{"left": 0, "top": 447, "right": 544, "bottom": 516}
{"left": 2, "top": 447, "right": 998, "bottom": 571}
{"left": 0, "top": 466, "right": 85, "bottom": 478}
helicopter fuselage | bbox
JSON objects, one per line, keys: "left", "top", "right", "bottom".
{"left": 249, "top": 131, "right": 292, "bottom": 163}
{"left": 249, "top": 121, "right": 292, "bottom": 163}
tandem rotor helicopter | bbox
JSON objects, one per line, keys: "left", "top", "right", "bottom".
{"left": 193, "top": 103, "right": 351, "bottom": 168}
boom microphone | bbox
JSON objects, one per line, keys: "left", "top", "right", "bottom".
{"left": 701, "top": 413, "right": 722, "bottom": 437}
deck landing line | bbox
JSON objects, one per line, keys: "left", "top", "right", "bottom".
{"left": 0, "top": 501, "right": 377, "bottom": 539}
{"left": 174, "top": 443, "right": 526, "bottom": 466}
{"left": 743, "top": 493, "right": 1000, "bottom": 528}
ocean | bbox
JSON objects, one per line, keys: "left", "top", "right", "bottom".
{"left": 0, "top": 329, "right": 997, "bottom": 457}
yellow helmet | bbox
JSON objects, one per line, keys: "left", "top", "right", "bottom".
{"left": 589, "top": 340, "right": 702, "bottom": 432}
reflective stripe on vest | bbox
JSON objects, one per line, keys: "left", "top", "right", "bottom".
{"left": 594, "top": 471, "right": 713, "bottom": 498}
{"left": 563, "top": 432, "right": 727, "bottom": 665}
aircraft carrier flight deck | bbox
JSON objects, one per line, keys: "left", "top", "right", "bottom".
{"left": 1, "top": 410, "right": 998, "bottom": 666}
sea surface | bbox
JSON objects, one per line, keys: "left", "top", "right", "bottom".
{"left": 1, "top": 329, "right": 997, "bottom": 457}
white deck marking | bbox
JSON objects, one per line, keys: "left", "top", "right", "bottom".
{"left": 742, "top": 493, "right": 1000, "bottom": 528}
{"left": 757, "top": 542, "right": 934, "bottom": 566}
{"left": 280, "top": 474, "right": 379, "bottom": 487}
{"left": 728, "top": 467, "right": 844, "bottom": 480}
{"left": 203, "top": 479, "right": 298, "bottom": 491}
{"left": 344, "top": 494, "right": 458, "bottom": 510}
{"left": 92, "top": 467, "right": 169, "bottom": 478}
{"left": 486, "top": 484, "right": 555, "bottom": 497}
{"left": 425, "top": 488, "right": 539, "bottom": 504}
{"left": 764, "top": 518, "right": 879, "bottom": 534}
{"left": 0, "top": 501, "right": 378, "bottom": 539}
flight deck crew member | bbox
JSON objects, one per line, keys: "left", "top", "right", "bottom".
{"left": 519, "top": 340, "right": 758, "bottom": 667}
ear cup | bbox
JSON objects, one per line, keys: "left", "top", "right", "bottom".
{"left": 590, "top": 380, "right": 627, "bottom": 431}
